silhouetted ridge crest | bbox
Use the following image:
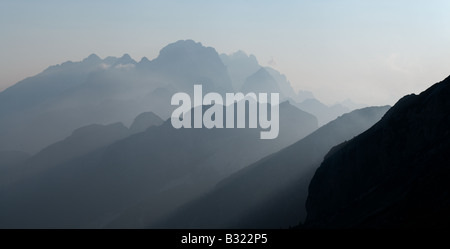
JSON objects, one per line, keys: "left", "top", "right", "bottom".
{"left": 305, "top": 75, "right": 450, "bottom": 228}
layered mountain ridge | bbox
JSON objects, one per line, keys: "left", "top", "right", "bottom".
{"left": 0, "top": 40, "right": 354, "bottom": 154}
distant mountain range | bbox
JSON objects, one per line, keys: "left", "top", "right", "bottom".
{"left": 0, "top": 40, "right": 355, "bottom": 154}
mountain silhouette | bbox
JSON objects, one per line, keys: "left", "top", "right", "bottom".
{"left": 340, "top": 98, "right": 368, "bottom": 111}
{"left": 0, "top": 112, "right": 163, "bottom": 187}
{"left": 0, "top": 40, "right": 316, "bottom": 154}
{"left": 220, "top": 51, "right": 314, "bottom": 103}
{"left": 104, "top": 102, "right": 318, "bottom": 228}
{"left": 264, "top": 67, "right": 306, "bottom": 102}
{"left": 146, "top": 40, "right": 233, "bottom": 94}
{"left": 156, "top": 106, "right": 389, "bottom": 228}
{"left": 220, "top": 51, "right": 260, "bottom": 91}
{"left": 113, "top": 54, "right": 137, "bottom": 67}
{"left": 0, "top": 41, "right": 224, "bottom": 153}
{"left": 305, "top": 75, "right": 450, "bottom": 228}
{"left": 0, "top": 102, "right": 317, "bottom": 228}
{"left": 219, "top": 50, "right": 347, "bottom": 125}
{"left": 241, "top": 68, "right": 281, "bottom": 96}
{"left": 129, "top": 112, "right": 164, "bottom": 134}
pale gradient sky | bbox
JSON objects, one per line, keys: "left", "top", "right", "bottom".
{"left": 1, "top": 0, "right": 449, "bottom": 106}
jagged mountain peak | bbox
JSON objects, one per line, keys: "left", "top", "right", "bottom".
{"left": 83, "top": 53, "right": 102, "bottom": 63}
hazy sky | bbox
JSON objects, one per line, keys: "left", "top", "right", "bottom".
{"left": 1, "top": 0, "right": 449, "bottom": 105}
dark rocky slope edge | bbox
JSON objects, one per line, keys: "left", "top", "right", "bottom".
{"left": 305, "top": 75, "right": 450, "bottom": 228}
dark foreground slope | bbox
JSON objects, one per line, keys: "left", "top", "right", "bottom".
{"left": 158, "top": 106, "right": 389, "bottom": 228}
{"left": 305, "top": 75, "right": 450, "bottom": 228}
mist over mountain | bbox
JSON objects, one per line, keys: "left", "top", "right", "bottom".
{"left": 290, "top": 98, "right": 350, "bottom": 126}
{"left": 157, "top": 106, "right": 389, "bottom": 228}
{"left": 220, "top": 50, "right": 349, "bottom": 126}
{"left": 0, "top": 151, "right": 30, "bottom": 171}
{"left": 144, "top": 40, "right": 233, "bottom": 94}
{"left": 241, "top": 68, "right": 281, "bottom": 95}
{"left": 0, "top": 39, "right": 359, "bottom": 155}
{"left": 0, "top": 39, "right": 386, "bottom": 229}
{"left": 0, "top": 40, "right": 239, "bottom": 154}
{"left": 220, "top": 51, "right": 260, "bottom": 91}
{"left": 0, "top": 102, "right": 317, "bottom": 228}
{"left": 340, "top": 98, "right": 368, "bottom": 111}
{"left": 0, "top": 112, "right": 163, "bottom": 188}
{"left": 129, "top": 112, "right": 164, "bottom": 134}
{"left": 305, "top": 75, "right": 450, "bottom": 228}
{"left": 264, "top": 67, "right": 311, "bottom": 102}
{"left": 219, "top": 51, "right": 302, "bottom": 101}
